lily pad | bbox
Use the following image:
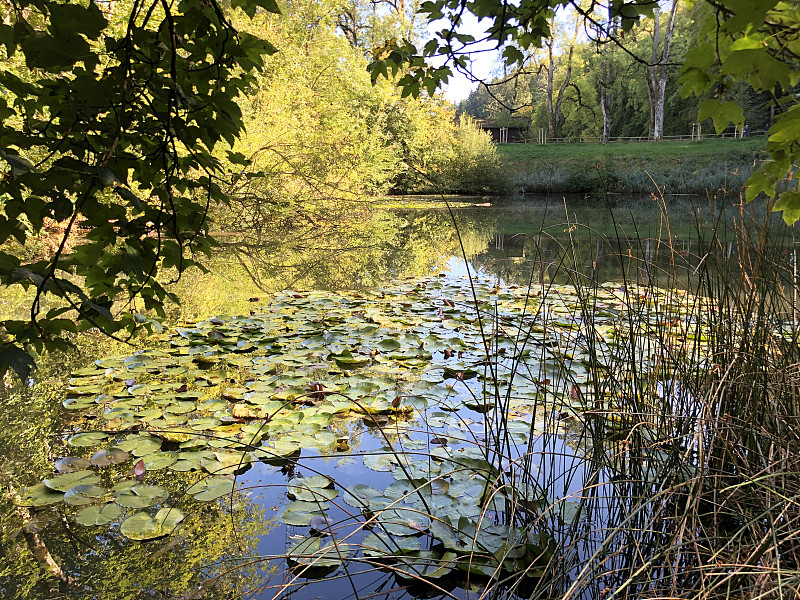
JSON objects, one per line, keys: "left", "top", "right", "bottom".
{"left": 286, "top": 537, "right": 351, "bottom": 570}
{"left": 361, "top": 532, "right": 421, "bottom": 557}
{"left": 280, "top": 501, "right": 330, "bottom": 526}
{"left": 120, "top": 507, "right": 185, "bottom": 540}
{"left": 17, "top": 483, "right": 64, "bottom": 506}
{"left": 186, "top": 476, "right": 234, "bottom": 501}
{"left": 64, "top": 484, "right": 108, "bottom": 506}
{"left": 68, "top": 432, "right": 109, "bottom": 447}
{"left": 393, "top": 550, "right": 458, "bottom": 581}
{"left": 115, "top": 434, "right": 163, "bottom": 457}
{"left": 76, "top": 503, "right": 123, "bottom": 526}
{"left": 114, "top": 484, "right": 169, "bottom": 509}
{"left": 90, "top": 448, "right": 130, "bottom": 467}
{"left": 143, "top": 452, "right": 179, "bottom": 471}
{"left": 54, "top": 457, "right": 91, "bottom": 473}
{"left": 44, "top": 470, "right": 101, "bottom": 492}
{"left": 286, "top": 476, "right": 336, "bottom": 503}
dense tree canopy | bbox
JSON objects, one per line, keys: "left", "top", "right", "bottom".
{"left": 0, "top": 0, "right": 280, "bottom": 379}
{"left": 369, "top": 0, "right": 800, "bottom": 220}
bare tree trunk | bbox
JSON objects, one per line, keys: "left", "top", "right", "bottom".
{"left": 546, "top": 39, "right": 556, "bottom": 139}
{"left": 600, "top": 59, "right": 611, "bottom": 142}
{"left": 647, "top": 0, "right": 680, "bottom": 140}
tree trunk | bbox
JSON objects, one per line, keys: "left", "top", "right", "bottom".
{"left": 546, "top": 40, "right": 556, "bottom": 139}
{"left": 600, "top": 60, "right": 611, "bottom": 142}
{"left": 647, "top": 0, "right": 680, "bottom": 140}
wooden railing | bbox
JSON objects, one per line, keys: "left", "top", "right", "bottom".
{"left": 509, "top": 128, "right": 767, "bottom": 144}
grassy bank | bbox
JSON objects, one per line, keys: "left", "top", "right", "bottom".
{"left": 499, "top": 138, "right": 769, "bottom": 195}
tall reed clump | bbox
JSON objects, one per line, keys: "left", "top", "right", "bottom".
{"left": 466, "top": 195, "right": 800, "bottom": 599}
{"left": 266, "top": 195, "right": 800, "bottom": 600}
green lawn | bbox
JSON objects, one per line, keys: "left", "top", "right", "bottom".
{"left": 498, "top": 137, "right": 767, "bottom": 162}
{"left": 497, "top": 137, "right": 769, "bottom": 195}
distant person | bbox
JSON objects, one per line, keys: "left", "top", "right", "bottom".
{"left": 743, "top": 124, "right": 750, "bottom": 137}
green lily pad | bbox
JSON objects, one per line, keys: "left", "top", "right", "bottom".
{"left": 394, "top": 550, "right": 458, "bottom": 581}
{"left": 115, "top": 434, "right": 162, "bottom": 457}
{"left": 186, "top": 476, "right": 234, "bottom": 501}
{"left": 286, "top": 537, "right": 351, "bottom": 570}
{"left": 64, "top": 484, "right": 108, "bottom": 506}
{"left": 143, "top": 452, "right": 178, "bottom": 471}
{"left": 377, "top": 507, "right": 430, "bottom": 536}
{"left": 76, "top": 503, "right": 123, "bottom": 526}
{"left": 164, "top": 401, "right": 196, "bottom": 414}
{"left": 169, "top": 450, "right": 216, "bottom": 472}
{"left": 44, "top": 470, "right": 101, "bottom": 492}
{"left": 280, "top": 501, "right": 330, "bottom": 526}
{"left": 361, "top": 532, "right": 421, "bottom": 557}
{"left": 114, "top": 484, "right": 168, "bottom": 509}
{"left": 17, "top": 483, "right": 64, "bottom": 506}
{"left": 120, "top": 507, "right": 185, "bottom": 540}
{"left": 91, "top": 448, "right": 130, "bottom": 467}
{"left": 287, "top": 477, "right": 338, "bottom": 502}
{"left": 68, "top": 432, "right": 109, "bottom": 447}
{"left": 54, "top": 457, "right": 91, "bottom": 473}
{"left": 342, "top": 484, "right": 384, "bottom": 509}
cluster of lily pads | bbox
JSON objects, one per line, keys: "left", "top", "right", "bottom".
{"left": 17, "top": 275, "right": 697, "bottom": 570}
{"left": 282, "top": 443, "right": 567, "bottom": 582}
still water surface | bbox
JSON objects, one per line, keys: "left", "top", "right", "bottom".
{"left": 1, "top": 195, "right": 792, "bottom": 600}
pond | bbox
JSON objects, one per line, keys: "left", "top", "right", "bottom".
{"left": 2, "top": 195, "right": 796, "bottom": 600}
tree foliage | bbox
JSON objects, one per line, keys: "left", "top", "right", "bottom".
{"left": 0, "top": 0, "right": 279, "bottom": 380}
{"left": 370, "top": 0, "right": 800, "bottom": 221}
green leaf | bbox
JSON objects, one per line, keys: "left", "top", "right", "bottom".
{"left": 231, "top": 0, "right": 281, "bottom": 17}
{"left": 67, "top": 432, "right": 109, "bottom": 447}
{"left": 63, "top": 484, "right": 108, "bottom": 506}
{"left": 0, "top": 343, "right": 35, "bottom": 381}
{"left": 76, "top": 503, "right": 122, "bottom": 526}
{"left": 773, "top": 190, "right": 800, "bottom": 225}
{"left": 280, "top": 501, "right": 329, "bottom": 526}
{"left": 697, "top": 100, "right": 743, "bottom": 134}
{"left": 286, "top": 537, "right": 350, "bottom": 569}
{"left": 44, "top": 470, "right": 100, "bottom": 492}
{"left": 119, "top": 507, "right": 185, "bottom": 540}
{"left": 17, "top": 483, "right": 64, "bottom": 507}
{"left": 114, "top": 484, "right": 169, "bottom": 509}
{"left": 186, "top": 476, "right": 234, "bottom": 501}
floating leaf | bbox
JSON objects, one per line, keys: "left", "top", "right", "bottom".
{"left": 287, "top": 484, "right": 338, "bottom": 502}
{"left": 186, "top": 476, "right": 234, "bottom": 501}
{"left": 362, "top": 532, "right": 421, "bottom": 557}
{"left": 76, "top": 503, "right": 123, "bottom": 526}
{"left": 54, "top": 457, "right": 91, "bottom": 473}
{"left": 68, "top": 432, "right": 108, "bottom": 447}
{"left": 286, "top": 537, "right": 350, "bottom": 569}
{"left": 143, "top": 452, "right": 178, "bottom": 471}
{"left": 120, "top": 507, "right": 185, "bottom": 540}
{"left": 342, "top": 484, "right": 384, "bottom": 509}
{"left": 115, "top": 434, "right": 162, "bottom": 457}
{"left": 377, "top": 507, "right": 430, "bottom": 536}
{"left": 394, "top": 550, "right": 457, "bottom": 581}
{"left": 64, "top": 484, "right": 108, "bottom": 506}
{"left": 44, "top": 470, "right": 100, "bottom": 492}
{"left": 280, "top": 501, "right": 330, "bottom": 526}
{"left": 17, "top": 483, "right": 64, "bottom": 506}
{"left": 114, "top": 484, "right": 168, "bottom": 508}
{"left": 90, "top": 448, "right": 130, "bottom": 467}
